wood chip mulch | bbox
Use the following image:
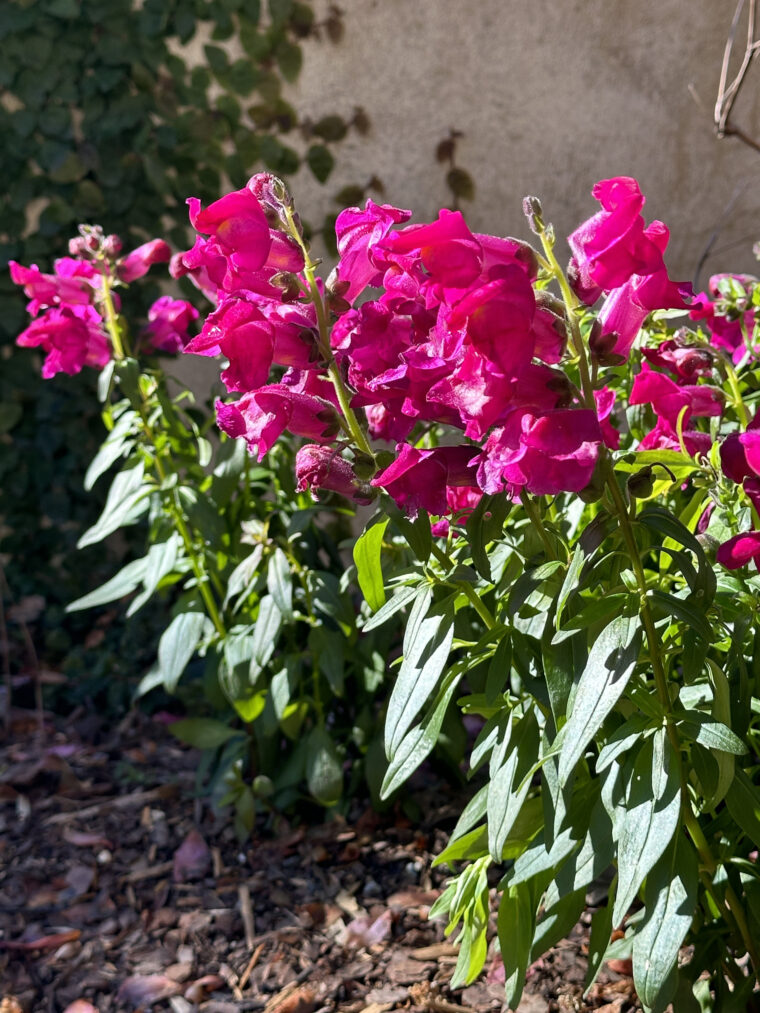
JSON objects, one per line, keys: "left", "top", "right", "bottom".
{"left": 0, "top": 709, "right": 641, "bottom": 1013}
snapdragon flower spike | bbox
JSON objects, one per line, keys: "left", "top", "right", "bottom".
{"left": 141, "top": 296, "right": 199, "bottom": 354}
{"left": 295, "top": 445, "right": 374, "bottom": 504}
{"left": 690, "top": 274, "right": 759, "bottom": 363}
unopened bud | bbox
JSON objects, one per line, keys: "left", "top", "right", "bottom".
{"left": 522, "top": 195, "right": 544, "bottom": 234}
{"left": 577, "top": 467, "right": 605, "bottom": 503}
{"left": 270, "top": 272, "right": 302, "bottom": 301}
{"left": 352, "top": 451, "right": 377, "bottom": 481}
{"left": 252, "top": 775, "right": 274, "bottom": 798}
{"left": 627, "top": 467, "right": 655, "bottom": 499}
{"left": 102, "top": 234, "right": 122, "bottom": 257}
{"left": 535, "top": 290, "right": 565, "bottom": 317}
{"left": 589, "top": 323, "right": 619, "bottom": 360}
{"left": 68, "top": 236, "right": 88, "bottom": 257}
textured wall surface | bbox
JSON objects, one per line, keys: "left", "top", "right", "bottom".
{"left": 273, "top": 0, "right": 760, "bottom": 284}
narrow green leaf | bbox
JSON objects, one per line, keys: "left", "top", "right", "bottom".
{"left": 613, "top": 734, "right": 681, "bottom": 925}
{"left": 127, "top": 534, "right": 182, "bottom": 616}
{"left": 558, "top": 615, "right": 641, "bottom": 783}
{"left": 157, "top": 611, "right": 211, "bottom": 692}
{"left": 555, "top": 545, "right": 585, "bottom": 629}
{"left": 385, "top": 590, "right": 454, "bottom": 756}
{"left": 250, "top": 595, "right": 282, "bottom": 677}
{"left": 169, "top": 717, "right": 239, "bottom": 750}
{"left": 632, "top": 833, "right": 698, "bottom": 1012}
{"left": 77, "top": 462, "right": 149, "bottom": 548}
{"left": 725, "top": 769, "right": 760, "bottom": 849}
{"left": 353, "top": 516, "right": 389, "bottom": 612}
{"left": 362, "top": 583, "right": 417, "bottom": 631}
{"left": 267, "top": 547, "right": 293, "bottom": 618}
{"left": 678, "top": 715, "right": 746, "bottom": 755}
{"left": 66, "top": 556, "right": 148, "bottom": 612}
{"left": 497, "top": 880, "right": 540, "bottom": 1009}
{"left": 487, "top": 710, "right": 539, "bottom": 859}
{"left": 84, "top": 409, "right": 135, "bottom": 489}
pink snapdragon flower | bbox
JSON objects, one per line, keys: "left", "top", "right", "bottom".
{"left": 630, "top": 364, "right": 723, "bottom": 432}
{"left": 641, "top": 338, "right": 713, "bottom": 381}
{"left": 16, "top": 304, "right": 110, "bottom": 378}
{"left": 475, "top": 408, "right": 603, "bottom": 497}
{"left": 117, "top": 239, "right": 171, "bottom": 283}
{"left": 9, "top": 260, "right": 96, "bottom": 315}
{"left": 379, "top": 209, "right": 483, "bottom": 289}
{"left": 717, "top": 532, "right": 760, "bottom": 570}
{"left": 215, "top": 384, "right": 340, "bottom": 461}
{"left": 371, "top": 444, "right": 479, "bottom": 516}
{"left": 141, "top": 297, "right": 199, "bottom": 354}
{"left": 568, "top": 177, "right": 666, "bottom": 298}
{"left": 334, "top": 200, "right": 412, "bottom": 303}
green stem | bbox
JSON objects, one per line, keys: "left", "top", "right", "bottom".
{"left": 721, "top": 352, "right": 749, "bottom": 429}
{"left": 99, "top": 276, "right": 226, "bottom": 640}
{"left": 521, "top": 492, "right": 562, "bottom": 560}
{"left": 282, "top": 206, "right": 375, "bottom": 461}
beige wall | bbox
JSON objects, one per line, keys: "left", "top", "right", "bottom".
{"left": 274, "top": 0, "right": 760, "bottom": 286}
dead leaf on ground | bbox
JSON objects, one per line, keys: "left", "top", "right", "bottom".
{"left": 117, "top": 973, "right": 182, "bottom": 1006}
{"left": 342, "top": 909, "right": 393, "bottom": 949}
{"left": 173, "top": 829, "right": 211, "bottom": 883}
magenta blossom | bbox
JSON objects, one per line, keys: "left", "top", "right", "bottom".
{"left": 334, "top": 200, "right": 411, "bottom": 303}
{"left": 641, "top": 339, "right": 713, "bottom": 381}
{"left": 475, "top": 408, "right": 602, "bottom": 497}
{"left": 630, "top": 364, "right": 723, "bottom": 432}
{"left": 216, "top": 385, "right": 340, "bottom": 461}
{"left": 295, "top": 445, "right": 374, "bottom": 504}
{"left": 379, "top": 209, "right": 483, "bottom": 289}
{"left": 16, "top": 304, "right": 110, "bottom": 378}
{"left": 568, "top": 176, "right": 666, "bottom": 298}
{"left": 717, "top": 532, "right": 760, "bottom": 570}
{"left": 9, "top": 260, "right": 96, "bottom": 315}
{"left": 141, "top": 297, "right": 199, "bottom": 354}
{"left": 117, "top": 239, "right": 172, "bottom": 283}
{"left": 371, "top": 444, "right": 478, "bottom": 516}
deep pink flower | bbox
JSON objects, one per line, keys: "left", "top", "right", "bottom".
{"left": 184, "top": 298, "right": 315, "bottom": 392}
{"left": 594, "top": 387, "right": 620, "bottom": 450}
{"left": 371, "top": 444, "right": 478, "bottom": 516}
{"left": 334, "top": 200, "right": 412, "bottom": 303}
{"left": 379, "top": 210, "right": 483, "bottom": 288}
{"left": 365, "top": 403, "right": 415, "bottom": 442}
{"left": 638, "top": 418, "right": 712, "bottom": 458}
{"left": 16, "top": 304, "right": 109, "bottom": 378}
{"left": 475, "top": 408, "right": 602, "bottom": 497}
{"left": 295, "top": 445, "right": 374, "bottom": 503}
{"left": 630, "top": 364, "right": 722, "bottom": 431}
{"left": 595, "top": 222, "right": 692, "bottom": 359}
{"left": 641, "top": 339, "right": 713, "bottom": 381}
{"left": 690, "top": 286, "right": 756, "bottom": 364}
{"left": 568, "top": 177, "right": 666, "bottom": 297}
{"left": 216, "top": 384, "right": 339, "bottom": 460}
{"left": 188, "top": 188, "right": 271, "bottom": 272}
{"left": 117, "top": 239, "right": 171, "bottom": 283}
{"left": 720, "top": 418, "right": 760, "bottom": 483}
{"left": 142, "top": 297, "right": 199, "bottom": 354}
{"left": 9, "top": 260, "right": 95, "bottom": 315}
{"left": 431, "top": 486, "right": 483, "bottom": 537}
{"left": 449, "top": 266, "right": 536, "bottom": 377}
{"left": 717, "top": 531, "right": 760, "bottom": 569}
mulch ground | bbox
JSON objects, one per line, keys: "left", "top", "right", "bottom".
{"left": 0, "top": 709, "right": 641, "bottom": 1013}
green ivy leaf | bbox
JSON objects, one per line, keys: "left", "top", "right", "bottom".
{"left": 306, "top": 143, "right": 334, "bottom": 183}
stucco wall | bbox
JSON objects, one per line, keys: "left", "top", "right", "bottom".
{"left": 273, "top": 0, "right": 760, "bottom": 284}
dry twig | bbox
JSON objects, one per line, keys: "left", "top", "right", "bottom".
{"left": 715, "top": 0, "right": 760, "bottom": 152}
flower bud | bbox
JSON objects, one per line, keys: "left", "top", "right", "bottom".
{"left": 627, "top": 467, "right": 655, "bottom": 499}
{"left": 577, "top": 467, "right": 605, "bottom": 503}
{"left": 351, "top": 451, "right": 377, "bottom": 481}
{"left": 270, "top": 272, "right": 302, "bottom": 301}
{"left": 102, "top": 234, "right": 123, "bottom": 257}
{"left": 68, "top": 236, "right": 89, "bottom": 257}
{"left": 535, "top": 290, "right": 565, "bottom": 317}
{"left": 522, "top": 195, "right": 544, "bottom": 235}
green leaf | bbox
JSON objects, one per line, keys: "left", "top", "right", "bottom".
{"left": 632, "top": 833, "right": 698, "bottom": 1013}
{"left": 585, "top": 884, "right": 616, "bottom": 993}
{"left": 557, "top": 614, "right": 641, "bottom": 783}
{"left": 66, "top": 556, "right": 148, "bottom": 612}
{"left": 385, "top": 590, "right": 454, "bottom": 756}
{"left": 648, "top": 589, "right": 712, "bottom": 642}
{"left": 725, "top": 769, "right": 760, "bottom": 849}
{"left": 678, "top": 715, "right": 746, "bottom": 755}
{"left": 487, "top": 709, "right": 539, "bottom": 860}
{"left": 158, "top": 611, "right": 212, "bottom": 692}
{"left": 381, "top": 670, "right": 462, "bottom": 797}
{"left": 77, "top": 462, "right": 150, "bottom": 548}
{"left": 170, "top": 717, "right": 240, "bottom": 750}
{"left": 126, "top": 535, "right": 182, "bottom": 617}
{"left": 362, "top": 583, "right": 417, "bottom": 631}
{"left": 555, "top": 545, "right": 585, "bottom": 629}
{"left": 613, "top": 733, "right": 681, "bottom": 925}
{"left": 465, "top": 493, "right": 510, "bottom": 580}
{"left": 83, "top": 409, "right": 135, "bottom": 489}
{"left": 266, "top": 548, "right": 293, "bottom": 618}
{"left": 306, "top": 725, "right": 342, "bottom": 806}
{"left": 276, "top": 38, "right": 302, "bottom": 81}
{"left": 250, "top": 595, "right": 283, "bottom": 677}
{"left": 353, "top": 516, "right": 389, "bottom": 612}
{"left": 498, "top": 880, "right": 540, "bottom": 1009}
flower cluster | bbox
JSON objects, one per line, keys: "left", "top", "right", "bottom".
{"left": 179, "top": 174, "right": 696, "bottom": 521}
{"left": 10, "top": 227, "right": 195, "bottom": 375}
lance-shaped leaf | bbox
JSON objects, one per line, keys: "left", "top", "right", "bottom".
{"left": 157, "top": 611, "right": 212, "bottom": 692}
{"left": 77, "top": 461, "right": 150, "bottom": 548}
{"left": 66, "top": 556, "right": 148, "bottom": 612}
{"left": 612, "top": 732, "right": 681, "bottom": 926}
{"left": 558, "top": 614, "right": 641, "bottom": 783}
{"left": 632, "top": 832, "right": 698, "bottom": 1012}
{"left": 385, "top": 589, "right": 454, "bottom": 757}
{"left": 353, "top": 516, "right": 389, "bottom": 612}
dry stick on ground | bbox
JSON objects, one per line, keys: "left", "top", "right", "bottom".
{"left": 715, "top": 0, "right": 760, "bottom": 151}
